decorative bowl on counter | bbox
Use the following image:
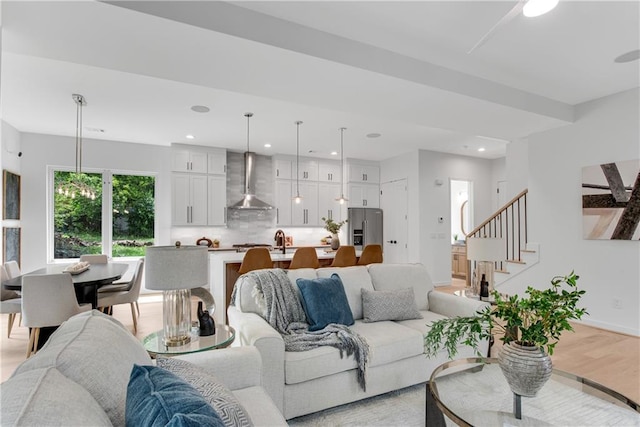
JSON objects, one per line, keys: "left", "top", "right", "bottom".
{"left": 196, "top": 237, "right": 213, "bottom": 248}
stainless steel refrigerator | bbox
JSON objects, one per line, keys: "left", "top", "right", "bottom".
{"left": 348, "top": 208, "right": 383, "bottom": 251}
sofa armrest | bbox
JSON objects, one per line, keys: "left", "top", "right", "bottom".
{"left": 176, "top": 346, "right": 262, "bottom": 391}
{"left": 227, "top": 305, "right": 285, "bottom": 413}
{"left": 428, "top": 291, "right": 490, "bottom": 318}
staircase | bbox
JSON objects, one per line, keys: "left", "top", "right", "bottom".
{"left": 466, "top": 189, "right": 539, "bottom": 288}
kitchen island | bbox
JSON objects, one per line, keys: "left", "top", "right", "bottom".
{"left": 208, "top": 248, "right": 359, "bottom": 324}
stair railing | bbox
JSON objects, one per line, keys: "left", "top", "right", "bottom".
{"left": 466, "top": 189, "right": 528, "bottom": 287}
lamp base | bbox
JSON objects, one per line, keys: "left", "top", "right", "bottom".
{"left": 162, "top": 289, "right": 192, "bottom": 347}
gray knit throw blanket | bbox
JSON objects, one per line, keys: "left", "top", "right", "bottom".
{"left": 243, "top": 269, "right": 369, "bottom": 391}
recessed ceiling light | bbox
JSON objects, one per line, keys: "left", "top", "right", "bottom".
{"left": 190, "top": 105, "right": 210, "bottom": 113}
{"left": 614, "top": 49, "right": 640, "bottom": 63}
{"left": 523, "top": 0, "right": 558, "bottom": 17}
{"left": 85, "top": 127, "right": 105, "bottom": 133}
{"left": 185, "top": 134, "right": 195, "bottom": 140}
{"left": 264, "top": 143, "right": 271, "bottom": 148}
{"left": 330, "top": 151, "right": 338, "bottom": 156}
{"left": 478, "top": 147, "right": 486, "bottom": 152}
{"left": 366, "top": 133, "right": 382, "bottom": 138}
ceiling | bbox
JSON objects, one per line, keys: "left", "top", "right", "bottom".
{"left": 1, "top": 1, "right": 638, "bottom": 162}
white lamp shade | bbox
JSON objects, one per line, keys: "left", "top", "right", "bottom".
{"left": 466, "top": 237, "right": 506, "bottom": 262}
{"left": 145, "top": 245, "right": 208, "bottom": 290}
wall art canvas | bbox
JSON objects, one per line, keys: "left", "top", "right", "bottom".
{"left": 3, "top": 170, "right": 21, "bottom": 220}
{"left": 582, "top": 159, "right": 640, "bottom": 240}
{"left": 3, "top": 227, "right": 21, "bottom": 266}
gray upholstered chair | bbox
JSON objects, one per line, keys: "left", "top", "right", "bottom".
{"left": 97, "top": 259, "right": 144, "bottom": 334}
{"left": 79, "top": 254, "right": 108, "bottom": 264}
{"left": 22, "top": 273, "right": 92, "bottom": 357}
{"left": 0, "top": 265, "right": 22, "bottom": 338}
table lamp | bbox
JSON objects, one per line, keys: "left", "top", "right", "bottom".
{"left": 145, "top": 244, "right": 208, "bottom": 346}
{"left": 466, "top": 237, "right": 505, "bottom": 298}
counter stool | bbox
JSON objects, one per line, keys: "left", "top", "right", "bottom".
{"left": 330, "top": 246, "right": 357, "bottom": 267}
{"left": 288, "top": 247, "right": 320, "bottom": 270}
{"left": 357, "top": 244, "right": 383, "bottom": 265}
{"left": 238, "top": 248, "right": 273, "bottom": 274}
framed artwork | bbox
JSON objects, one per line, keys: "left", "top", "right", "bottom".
{"left": 582, "top": 159, "right": 640, "bottom": 240}
{"left": 3, "top": 227, "right": 21, "bottom": 266}
{"left": 3, "top": 170, "right": 21, "bottom": 220}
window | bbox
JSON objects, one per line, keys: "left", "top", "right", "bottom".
{"left": 52, "top": 170, "right": 155, "bottom": 260}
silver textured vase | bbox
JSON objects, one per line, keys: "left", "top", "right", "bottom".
{"left": 498, "top": 342, "right": 552, "bottom": 397}
{"left": 331, "top": 233, "right": 340, "bottom": 250}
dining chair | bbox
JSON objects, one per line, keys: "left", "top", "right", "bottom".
{"left": 288, "top": 247, "right": 320, "bottom": 270}
{"left": 22, "top": 273, "right": 92, "bottom": 357}
{"left": 97, "top": 258, "right": 144, "bottom": 334}
{"left": 98, "top": 259, "right": 142, "bottom": 316}
{"left": 4, "top": 260, "right": 22, "bottom": 279}
{"left": 0, "top": 266, "right": 22, "bottom": 338}
{"left": 79, "top": 254, "right": 108, "bottom": 264}
{"left": 238, "top": 248, "right": 273, "bottom": 274}
{"left": 330, "top": 246, "right": 357, "bottom": 267}
{"left": 357, "top": 244, "right": 383, "bottom": 265}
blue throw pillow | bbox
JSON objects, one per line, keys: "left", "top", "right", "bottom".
{"left": 126, "top": 364, "right": 225, "bottom": 427}
{"left": 296, "top": 273, "right": 355, "bottom": 331}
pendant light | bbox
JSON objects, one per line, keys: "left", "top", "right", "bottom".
{"left": 293, "top": 121, "right": 303, "bottom": 204}
{"left": 335, "top": 127, "right": 348, "bottom": 205}
{"left": 57, "top": 94, "right": 96, "bottom": 200}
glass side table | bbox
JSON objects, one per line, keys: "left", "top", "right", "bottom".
{"left": 143, "top": 324, "right": 235, "bottom": 357}
{"left": 429, "top": 358, "right": 640, "bottom": 426}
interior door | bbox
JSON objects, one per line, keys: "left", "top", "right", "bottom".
{"left": 381, "top": 179, "right": 408, "bottom": 263}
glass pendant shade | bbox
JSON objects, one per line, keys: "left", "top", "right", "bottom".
{"left": 523, "top": 0, "right": 559, "bottom": 17}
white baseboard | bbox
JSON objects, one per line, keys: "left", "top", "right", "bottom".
{"left": 577, "top": 318, "right": 640, "bottom": 337}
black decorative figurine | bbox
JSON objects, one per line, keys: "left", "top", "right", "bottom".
{"left": 197, "top": 301, "right": 216, "bottom": 336}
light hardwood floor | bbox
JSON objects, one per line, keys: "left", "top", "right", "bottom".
{"left": 1, "top": 289, "right": 639, "bottom": 403}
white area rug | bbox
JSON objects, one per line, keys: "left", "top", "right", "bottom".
{"left": 287, "top": 384, "right": 427, "bottom": 427}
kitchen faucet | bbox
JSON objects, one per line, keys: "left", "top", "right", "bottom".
{"left": 274, "top": 229, "right": 286, "bottom": 254}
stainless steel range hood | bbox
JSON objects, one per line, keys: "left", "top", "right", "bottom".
{"left": 229, "top": 151, "right": 273, "bottom": 210}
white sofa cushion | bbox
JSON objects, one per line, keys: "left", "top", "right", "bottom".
{"left": 317, "top": 266, "right": 374, "bottom": 320}
{"left": 1, "top": 367, "right": 112, "bottom": 426}
{"left": 235, "top": 269, "right": 317, "bottom": 315}
{"left": 285, "top": 345, "right": 358, "bottom": 385}
{"left": 367, "top": 263, "right": 433, "bottom": 310}
{"left": 396, "top": 310, "right": 449, "bottom": 335}
{"left": 12, "top": 310, "right": 152, "bottom": 426}
{"left": 350, "top": 320, "right": 425, "bottom": 368}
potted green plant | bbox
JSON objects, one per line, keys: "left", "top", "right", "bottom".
{"left": 424, "top": 271, "right": 587, "bottom": 396}
{"left": 321, "top": 217, "right": 347, "bottom": 250}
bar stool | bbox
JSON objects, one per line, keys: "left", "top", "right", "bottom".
{"left": 357, "top": 244, "right": 383, "bottom": 265}
{"left": 330, "top": 246, "right": 357, "bottom": 267}
{"left": 238, "top": 248, "right": 273, "bottom": 274}
{"left": 288, "top": 247, "right": 320, "bottom": 270}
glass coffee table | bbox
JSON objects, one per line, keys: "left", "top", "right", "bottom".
{"left": 429, "top": 358, "right": 640, "bottom": 426}
{"left": 143, "top": 324, "right": 235, "bottom": 357}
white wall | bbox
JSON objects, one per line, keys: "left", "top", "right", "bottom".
{"left": 501, "top": 88, "right": 640, "bottom": 336}
{"left": 19, "top": 132, "right": 172, "bottom": 272}
{"left": 381, "top": 149, "right": 499, "bottom": 284}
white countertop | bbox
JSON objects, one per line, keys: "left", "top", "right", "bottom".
{"left": 209, "top": 248, "right": 342, "bottom": 264}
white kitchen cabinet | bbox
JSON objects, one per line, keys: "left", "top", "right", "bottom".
{"left": 292, "top": 182, "right": 319, "bottom": 226}
{"left": 318, "top": 161, "right": 342, "bottom": 183}
{"left": 348, "top": 183, "right": 380, "bottom": 208}
{"left": 207, "top": 149, "right": 227, "bottom": 175}
{"left": 274, "top": 158, "right": 292, "bottom": 180}
{"left": 207, "top": 175, "right": 226, "bottom": 225}
{"left": 295, "top": 160, "right": 318, "bottom": 181}
{"left": 172, "top": 174, "right": 208, "bottom": 225}
{"left": 275, "top": 180, "right": 292, "bottom": 226}
{"left": 172, "top": 149, "right": 208, "bottom": 173}
{"left": 348, "top": 163, "right": 380, "bottom": 184}
{"left": 318, "top": 183, "right": 343, "bottom": 223}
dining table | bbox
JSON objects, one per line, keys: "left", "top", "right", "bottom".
{"left": 2, "top": 262, "right": 129, "bottom": 309}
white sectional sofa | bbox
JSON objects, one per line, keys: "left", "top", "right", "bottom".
{"left": 1, "top": 310, "right": 286, "bottom": 426}
{"left": 228, "top": 263, "right": 490, "bottom": 420}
